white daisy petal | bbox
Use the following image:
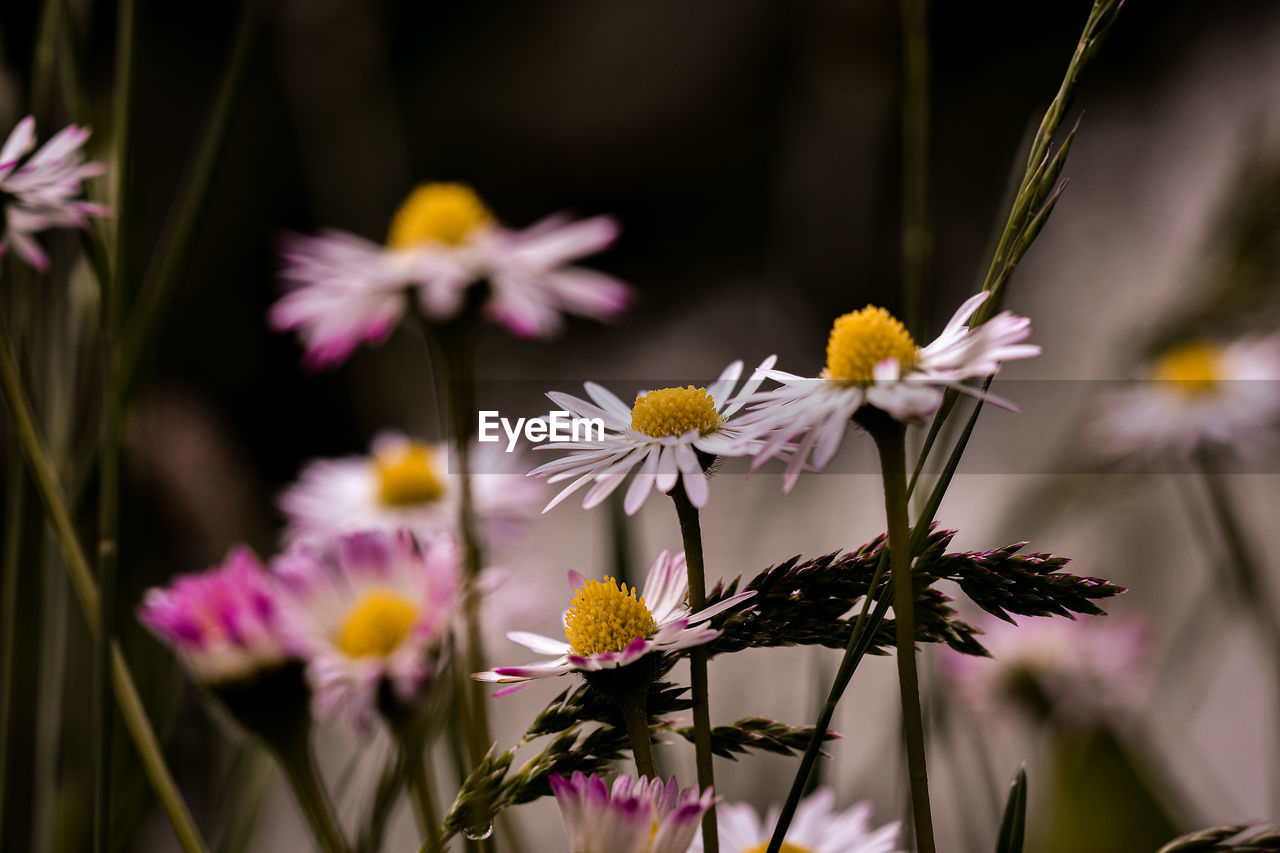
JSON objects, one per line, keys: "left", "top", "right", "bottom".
{"left": 734, "top": 294, "right": 1038, "bottom": 489}
{"left": 473, "top": 549, "right": 753, "bottom": 689}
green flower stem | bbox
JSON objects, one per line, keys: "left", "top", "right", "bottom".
{"left": 872, "top": 420, "right": 936, "bottom": 853}
{"left": 1195, "top": 457, "right": 1280, "bottom": 813}
{"left": 272, "top": 728, "right": 350, "bottom": 853}
{"left": 96, "top": 0, "right": 135, "bottom": 846}
{"left": 0, "top": 307, "right": 209, "bottom": 853}
{"left": 0, "top": 467, "right": 23, "bottom": 837}
{"left": 1196, "top": 461, "right": 1280, "bottom": 647}
{"left": 619, "top": 689, "right": 658, "bottom": 780}
{"left": 765, "top": 552, "right": 892, "bottom": 853}
{"left": 670, "top": 484, "right": 718, "bottom": 853}
{"left": 397, "top": 734, "right": 443, "bottom": 853}
{"left": 416, "top": 311, "right": 496, "bottom": 853}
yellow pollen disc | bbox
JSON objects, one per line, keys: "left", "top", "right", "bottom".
{"left": 824, "top": 305, "right": 917, "bottom": 386}
{"left": 563, "top": 577, "right": 659, "bottom": 656}
{"left": 375, "top": 442, "right": 446, "bottom": 507}
{"left": 336, "top": 588, "right": 418, "bottom": 658}
{"left": 387, "top": 182, "right": 493, "bottom": 249}
{"left": 745, "top": 843, "right": 816, "bottom": 853}
{"left": 630, "top": 386, "right": 721, "bottom": 438}
{"left": 1152, "top": 341, "right": 1222, "bottom": 396}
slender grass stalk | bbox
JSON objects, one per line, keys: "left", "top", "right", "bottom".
{"left": 271, "top": 730, "right": 350, "bottom": 853}
{"left": 121, "top": 0, "right": 263, "bottom": 392}
{"left": 765, "top": 548, "right": 892, "bottom": 853}
{"left": 0, "top": 308, "right": 208, "bottom": 853}
{"left": 871, "top": 421, "right": 935, "bottom": 853}
{"left": 900, "top": 0, "right": 930, "bottom": 340}
{"left": 396, "top": 735, "right": 443, "bottom": 853}
{"left": 95, "top": 0, "right": 136, "bottom": 846}
{"left": 32, "top": 540, "right": 67, "bottom": 853}
{"left": 0, "top": 452, "right": 24, "bottom": 838}
{"left": 670, "top": 484, "right": 718, "bottom": 853}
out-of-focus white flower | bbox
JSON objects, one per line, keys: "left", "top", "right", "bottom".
{"left": 529, "top": 357, "right": 777, "bottom": 515}
{"left": 733, "top": 291, "right": 1039, "bottom": 491}
{"left": 551, "top": 771, "right": 714, "bottom": 853}
{"left": 278, "top": 433, "right": 540, "bottom": 549}
{"left": 138, "top": 546, "right": 290, "bottom": 686}
{"left": 269, "top": 182, "right": 631, "bottom": 368}
{"left": 941, "top": 613, "right": 1146, "bottom": 723}
{"left": 272, "top": 530, "right": 459, "bottom": 730}
{"left": 1091, "top": 337, "right": 1280, "bottom": 462}
{"left": 693, "top": 788, "right": 901, "bottom": 853}
{"left": 0, "top": 116, "right": 108, "bottom": 272}
{"left": 474, "top": 549, "right": 753, "bottom": 694}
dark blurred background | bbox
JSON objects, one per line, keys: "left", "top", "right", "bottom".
{"left": 3, "top": 1, "right": 1280, "bottom": 850}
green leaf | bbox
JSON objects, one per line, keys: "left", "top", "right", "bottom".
{"left": 995, "top": 765, "right": 1028, "bottom": 853}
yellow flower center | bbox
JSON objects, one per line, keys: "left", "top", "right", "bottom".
{"left": 630, "top": 386, "right": 721, "bottom": 437}
{"left": 1152, "top": 341, "right": 1222, "bottom": 396}
{"left": 336, "top": 588, "right": 418, "bottom": 658}
{"left": 745, "top": 843, "right": 816, "bottom": 853}
{"left": 375, "top": 442, "right": 446, "bottom": 507}
{"left": 563, "top": 577, "right": 659, "bottom": 656}
{"left": 824, "top": 306, "right": 917, "bottom": 386}
{"left": 387, "top": 182, "right": 493, "bottom": 249}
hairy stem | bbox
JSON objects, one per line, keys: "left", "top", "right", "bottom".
{"left": 671, "top": 484, "right": 718, "bottom": 853}
{"left": 620, "top": 691, "right": 658, "bottom": 780}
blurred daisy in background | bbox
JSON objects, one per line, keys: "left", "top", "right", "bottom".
{"left": 474, "top": 549, "right": 753, "bottom": 692}
{"left": 941, "top": 613, "right": 1147, "bottom": 725}
{"left": 0, "top": 116, "right": 108, "bottom": 273}
{"left": 273, "top": 530, "right": 459, "bottom": 729}
{"left": 550, "top": 771, "right": 714, "bottom": 853}
{"left": 269, "top": 181, "right": 631, "bottom": 367}
{"left": 138, "top": 545, "right": 290, "bottom": 686}
{"left": 530, "top": 357, "right": 777, "bottom": 514}
{"left": 1091, "top": 336, "right": 1280, "bottom": 463}
{"left": 692, "top": 789, "right": 900, "bottom": 853}
{"left": 279, "top": 432, "right": 540, "bottom": 548}
{"left": 733, "top": 291, "right": 1039, "bottom": 491}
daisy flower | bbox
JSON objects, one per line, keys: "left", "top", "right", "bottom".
{"left": 733, "top": 291, "right": 1040, "bottom": 491}
{"left": 278, "top": 433, "right": 540, "bottom": 548}
{"left": 138, "top": 546, "right": 290, "bottom": 686}
{"left": 473, "top": 549, "right": 753, "bottom": 692}
{"left": 1091, "top": 336, "right": 1280, "bottom": 463}
{"left": 269, "top": 181, "right": 631, "bottom": 368}
{"left": 551, "top": 771, "right": 714, "bottom": 853}
{"left": 941, "top": 613, "right": 1146, "bottom": 724}
{"left": 0, "top": 116, "right": 109, "bottom": 272}
{"left": 529, "top": 357, "right": 778, "bottom": 515}
{"left": 272, "top": 530, "right": 459, "bottom": 730}
{"left": 693, "top": 788, "right": 901, "bottom": 853}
